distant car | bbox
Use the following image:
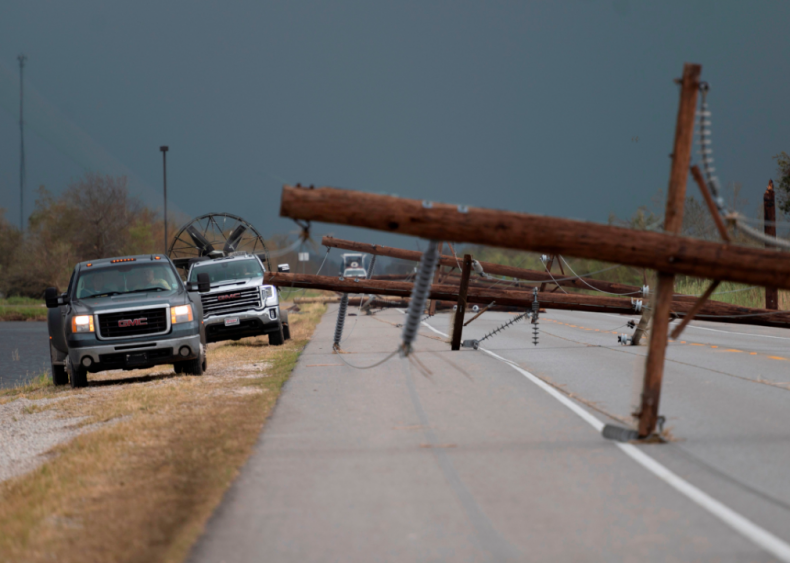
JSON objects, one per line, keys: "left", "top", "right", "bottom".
{"left": 187, "top": 252, "right": 290, "bottom": 346}
{"left": 342, "top": 267, "right": 368, "bottom": 279}
{"left": 46, "top": 255, "right": 209, "bottom": 388}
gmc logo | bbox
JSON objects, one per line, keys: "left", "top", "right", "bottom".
{"left": 218, "top": 293, "right": 241, "bottom": 301}
{"left": 118, "top": 318, "right": 148, "bottom": 328}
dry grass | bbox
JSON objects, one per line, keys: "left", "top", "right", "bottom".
{"left": 0, "top": 302, "right": 326, "bottom": 563}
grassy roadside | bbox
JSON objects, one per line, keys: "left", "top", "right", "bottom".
{"left": 0, "top": 297, "right": 47, "bottom": 321}
{"left": 0, "top": 302, "right": 326, "bottom": 563}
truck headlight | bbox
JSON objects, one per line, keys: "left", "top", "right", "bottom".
{"left": 262, "top": 286, "right": 274, "bottom": 299}
{"left": 171, "top": 304, "right": 194, "bottom": 324}
{"left": 72, "top": 315, "right": 94, "bottom": 333}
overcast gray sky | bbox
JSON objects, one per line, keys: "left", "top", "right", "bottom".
{"left": 1, "top": 1, "right": 788, "bottom": 250}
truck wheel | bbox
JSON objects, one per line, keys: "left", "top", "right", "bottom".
{"left": 184, "top": 346, "right": 206, "bottom": 376}
{"left": 183, "top": 356, "right": 203, "bottom": 376}
{"left": 67, "top": 359, "right": 88, "bottom": 388}
{"left": 51, "top": 364, "right": 69, "bottom": 386}
{"left": 268, "top": 326, "right": 285, "bottom": 346}
{"left": 283, "top": 323, "right": 291, "bottom": 341}
{"left": 173, "top": 362, "right": 184, "bottom": 374}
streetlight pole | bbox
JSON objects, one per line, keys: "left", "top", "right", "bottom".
{"left": 18, "top": 54, "right": 27, "bottom": 231}
{"left": 160, "top": 146, "right": 169, "bottom": 255}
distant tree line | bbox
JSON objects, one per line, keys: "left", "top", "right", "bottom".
{"left": 0, "top": 173, "right": 166, "bottom": 298}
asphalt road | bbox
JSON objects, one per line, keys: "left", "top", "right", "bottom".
{"left": 189, "top": 306, "right": 790, "bottom": 562}
{"left": 0, "top": 322, "right": 50, "bottom": 388}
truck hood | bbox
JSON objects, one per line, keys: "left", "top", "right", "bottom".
{"left": 205, "top": 278, "right": 265, "bottom": 293}
{"left": 71, "top": 289, "right": 187, "bottom": 314}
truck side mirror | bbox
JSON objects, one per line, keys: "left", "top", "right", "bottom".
{"left": 277, "top": 264, "right": 290, "bottom": 273}
{"left": 45, "top": 287, "right": 60, "bottom": 308}
{"left": 197, "top": 273, "right": 211, "bottom": 293}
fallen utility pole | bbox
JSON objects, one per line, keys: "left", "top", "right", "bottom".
{"left": 282, "top": 189, "right": 790, "bottom": 289}
{"left": 324, "top": 236, "right": 655, "bottom": 298}
{"left": 294, "top": 296, "right": 410, "bottom": 307}
{"left": 265, "top": 272, "right": 790, "bottom": 330}
{"left": 266, "top": 272, "right": 643, "bottom": 314}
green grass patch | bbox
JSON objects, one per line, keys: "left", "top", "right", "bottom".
{"left": 0, "top": 306, "right": 47, "bottom": 321}
{"left": 0, "top": 372, "right": 54, "bottom": 402}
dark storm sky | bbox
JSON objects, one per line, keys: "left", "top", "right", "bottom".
{"left": 1, "top": 1, "right": 788, "bottom": 250}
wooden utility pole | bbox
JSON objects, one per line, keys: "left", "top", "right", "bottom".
{"left": 451, "top": 255, "right": 473, "bottom": 350}
{"left": 324, "top": 237, "right": 675, "bottom": 299}
{"left": 765, "top": 180, "right": 779, "bottom": 310}
{"left": 265, "top": 272, "right": 790, "bottom": 329}
{"left": 284, "top": 190, "right": 790, "bottom": 289}
{"left": 637, "top": 63, "right": 701, "bottom": 438}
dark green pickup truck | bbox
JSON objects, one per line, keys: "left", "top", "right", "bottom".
{"left": 46, "top": 254, "right": 211, "bottom": 388}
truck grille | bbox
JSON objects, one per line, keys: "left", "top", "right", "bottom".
{"left": 201, "top": 287, "right": 262, "bottom": 317}
{"left": 97, "top": 307, "right": 169, "bottom": 339}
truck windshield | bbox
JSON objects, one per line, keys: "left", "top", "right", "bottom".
{"left": 189, "top": 259, "right": 263, "bottom": 284}
{"left": 76, "top": 263, "right": 180, "bottom": 299}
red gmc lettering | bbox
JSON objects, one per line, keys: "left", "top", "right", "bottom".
{"left": 218, "top": 293, "right": 241, "bottom": 301}
{"left": 118, "top": 318, "right": 148, "bottom": 328}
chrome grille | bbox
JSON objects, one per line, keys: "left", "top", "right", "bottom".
{"left": 201, "top": 287, "right": 262, "bottom": 317}
{"left": 98, "top": 307, "right": 169, "bottom": 339}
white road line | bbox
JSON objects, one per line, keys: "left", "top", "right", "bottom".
{"left": 414, "top": 314, "right": 790, "bottom": 562}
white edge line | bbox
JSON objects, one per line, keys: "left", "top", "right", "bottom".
{"left": 410, "top": 312, "right": 790, "bottom": 562}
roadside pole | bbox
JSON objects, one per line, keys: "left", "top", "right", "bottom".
{"left": 428, "top": 242, "right": 444, "bottom": 316}
{"left": 451, "top": 255, "right": 473, "bottom": 350}
{"left": 764, "top": 180, "right": 778, "bottom": 310}
{"left": 637, "top": 63, "right": 701, "bottom": 438}
{"left": 160, "top": 146, "right": 169, "bottom": 254}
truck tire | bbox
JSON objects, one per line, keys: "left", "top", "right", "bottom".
{"left": 173, "top": 362, "right": 184, "bottom": 374}
{"left": 283, "top": 323, "right": 291, "bottom": 341}
{"left": 51, "top": 363, "right": 69, "bottom": 386}
{"left": 184, "top": 345, "right": 206, "bottom": 376}
{"left": 268, "top": 325, "right": 285, "bottom": 346}
{"left": 67, "top": 359, "right": 88, "bottom": 388}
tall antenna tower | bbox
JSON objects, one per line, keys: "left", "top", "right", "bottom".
{"left": 18, "top": 54, "right": 27, "bottom": 231}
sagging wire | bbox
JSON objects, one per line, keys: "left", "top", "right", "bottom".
{"left": 401, "top": 240, "right": 441, "bottom": 356}
{"left": 559, "top": 256, "right": 643, "bottom": 296}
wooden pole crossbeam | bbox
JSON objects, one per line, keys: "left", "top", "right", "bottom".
{"left": 464, "top": 302, "right": 496, "bottom": 326}
{"left": 669, "top": 281, "right": 721, "bottom": 339}
{"left": 637, "top": 63, "right": 701, "bottom": 438}
{"left": 451, "top": 255, "right": 473, "bottom": 350}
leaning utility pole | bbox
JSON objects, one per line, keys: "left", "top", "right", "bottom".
{"left": 764, "top": 180, "right": 778, "bottom": 310}
{"left": 637, "top": 63, "right": 701, "bottom": 438}
{"left": 18, "top": 54, "right": 27, "bottom": 231}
